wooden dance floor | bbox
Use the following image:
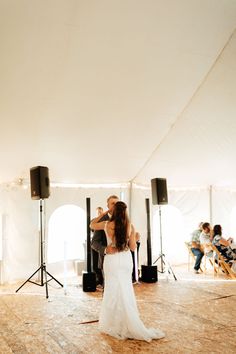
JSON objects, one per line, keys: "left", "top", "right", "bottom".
{"left": 0, "top": 266, "right": 235, "bottom": 353}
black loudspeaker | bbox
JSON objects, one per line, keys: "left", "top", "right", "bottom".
{"left": 82, "top": 272, "right": 96, "bottom": 292}
{"left": 141, "top": 265, "right": 158, "bottom": 283}
{"left": 30, "top": 166, "right": 50, "bottom": 200}
{"left": 151, "top": 178, "right": 168, "bottom": 205}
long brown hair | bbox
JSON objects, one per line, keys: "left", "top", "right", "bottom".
{"left": 213, "top": 224, "right": 222, "bottom": 236}
{"left": 110, "top": 201, "right": 129, "bottom": 251}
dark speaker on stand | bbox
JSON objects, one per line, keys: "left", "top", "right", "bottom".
{"left": 30, "top": 166, "right": 50, "bottom": 200}
{"left": 82, "top": 198, "right": 96, "bottom": 292}
{"left": 151, "top": 178, "right": 177, "bottom": 280}
{"left": 151, "top": 178, "right": 168, "bottom": 205}
{"left": 16, "top": 166, "right": 63, "bottom": 298}
{"left": 141, "top": 198, "right": 158, "bottom": 283}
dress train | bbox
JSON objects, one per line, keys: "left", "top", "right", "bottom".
{"left": 99, "top": 250, "right": 165, "bottom": 342}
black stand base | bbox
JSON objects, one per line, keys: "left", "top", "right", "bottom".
{"left": 153, "top": 253, "right": 177, "bottom": 281}
{"left": 82, "top": 271, "right": 96, "bottom": 292}
{"left": 141, "top": 265, "right": 158, "bottom": 283}
{"left": 15, "top": 263, "right": 63, "bottom": 299}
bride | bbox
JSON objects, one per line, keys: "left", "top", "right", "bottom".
{"left": 90, "top": 201, "right": 165, "bottom": 342}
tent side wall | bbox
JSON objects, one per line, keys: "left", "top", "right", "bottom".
{"left": 0, "top": 185, "right": 129, "bottom": 284}
{"left": 1, "top": 184, "right": 236, "bottom": 284}
{"left": 130, "top": 185, "right": 236, "bottom": 267}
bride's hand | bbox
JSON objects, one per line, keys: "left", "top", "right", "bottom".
{"left": 102, "top": 210, "right": 109, "bottom": 216}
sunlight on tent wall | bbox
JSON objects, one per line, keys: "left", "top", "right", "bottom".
{"left": 152, "top": 205, "right": 186, "bottom": 265}
{"left": 47, "top": 205, "right": 86, "bottom": 263}
{"left": 0, "top": 214, "right": 2, "bottom": 261}
{"left": 230, "top": 206, "right": 236, "bottom": 238}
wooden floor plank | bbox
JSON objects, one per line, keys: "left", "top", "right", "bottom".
{"left": 0, "top": 267, "right": 235, "bottom": 353}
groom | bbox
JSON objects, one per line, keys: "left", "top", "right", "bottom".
{"left": 91, "top": 195, "right": 119, "bottom": 286}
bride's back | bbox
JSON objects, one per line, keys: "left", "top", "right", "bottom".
{"left": 106, "top": 220, "right": 129, "bottom": 247}
{"left": 108, "top": 201, "right": 136, "bottom": 252}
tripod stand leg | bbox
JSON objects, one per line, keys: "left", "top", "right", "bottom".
{"left": 15, "top": 266, "right": 42, "bottom": 293}
{"left": 16, "top": 199, "right": 64, "bottom": 298}
{"left": 169, "top": 265, "right": 177, "bottom": 281}
{"left": 153, "top": 253, "right": 166, "bottom": 273}
{"left": 153, "top": 254, "right": 177, "bottom": 280}
{"left": 166, "top": 260, "right": 177, "bottom": 281}
{"left": 43, "top": 265, "right": 49, "bottom": 299}
{"left": 153, "top": 255, "right": 161, "bottom": 265}
{"left": 45, "top": 270, "right": 63, "bottom": 287}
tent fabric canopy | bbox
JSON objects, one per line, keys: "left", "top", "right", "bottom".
{"left": 0, "top": 0, "right": 236, "bottom": 188}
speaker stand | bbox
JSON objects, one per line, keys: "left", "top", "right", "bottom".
{"left": 153, "top": 253, "right": 177, "bottom": 281}
{"left": 16, "top": 199, "right": 63, "bottom": 298}
{"left": 153, "top": 206, "right": 177, "bottom": 281}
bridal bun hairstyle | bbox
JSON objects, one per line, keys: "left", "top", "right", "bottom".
{"left": 110, "top": 201, "right": 129, "bottom": 251}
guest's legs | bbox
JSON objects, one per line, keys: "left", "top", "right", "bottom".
{"left": 191, "top": 248, "right": 204, "bottom": 271}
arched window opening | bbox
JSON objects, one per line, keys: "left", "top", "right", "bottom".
{"left": 47, "top": 205, "right": 86, "bottom": 263}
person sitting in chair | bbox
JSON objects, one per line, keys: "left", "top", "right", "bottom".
{"left": 190, "top": 222, "right": 204, "bottom": 274}
{"left": 200, "top": 222, "right": 213, "bottom": 244}
{"left": 199, "top": 222, "right": 214, "bottom": 257}
{"left": 212, "top": 224, "right": 236, "bottom": 263}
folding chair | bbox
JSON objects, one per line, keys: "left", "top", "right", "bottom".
{"left": 211, "top": 244, "right": 236, "bottom": 279}
{"left": 201, "top": 243, "right": 216, "bottom": 274}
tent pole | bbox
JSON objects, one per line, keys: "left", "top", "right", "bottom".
{"left": 128, "top": 181, "right": 132, "bottom": 219}
{"left": 209, "top": 185, "right": 213, "bottom": 225}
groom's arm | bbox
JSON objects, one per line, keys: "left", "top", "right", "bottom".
{"left": 90, "top": 213, "right": 108, "bottom": 257}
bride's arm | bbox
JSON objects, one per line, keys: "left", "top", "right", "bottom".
{"left": 128, "top": 224, "right": 136, "bottom": 251}
{"left": 90, "top": 211, "right": 108, "bottom": 230}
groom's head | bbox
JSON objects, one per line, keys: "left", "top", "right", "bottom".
{"left": 107, "top": 195, "right": 119, "bottom": 214}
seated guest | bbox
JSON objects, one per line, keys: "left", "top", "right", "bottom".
{"left": 200, "top": 222, "right": 213, "bottom": 256}
{"left": 200, "top": 222, "right": 213, "bottom": 244}
{"left": 190, "top": 222, "right": 204, "bottom": 274}
{"left": 212, "top": 224, "right": 236, "bottom": 263}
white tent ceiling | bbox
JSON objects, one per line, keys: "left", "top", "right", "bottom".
{"left": 0, "top": 0, "right": 236, "bottom": 187}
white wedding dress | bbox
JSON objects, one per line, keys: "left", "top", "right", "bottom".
{"left": 99, "top": 223, "right": 165, "bottom": 342}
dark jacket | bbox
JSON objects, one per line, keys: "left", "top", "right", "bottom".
{"left": 91, "top": 213, "right": 110, "bottom": 268}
